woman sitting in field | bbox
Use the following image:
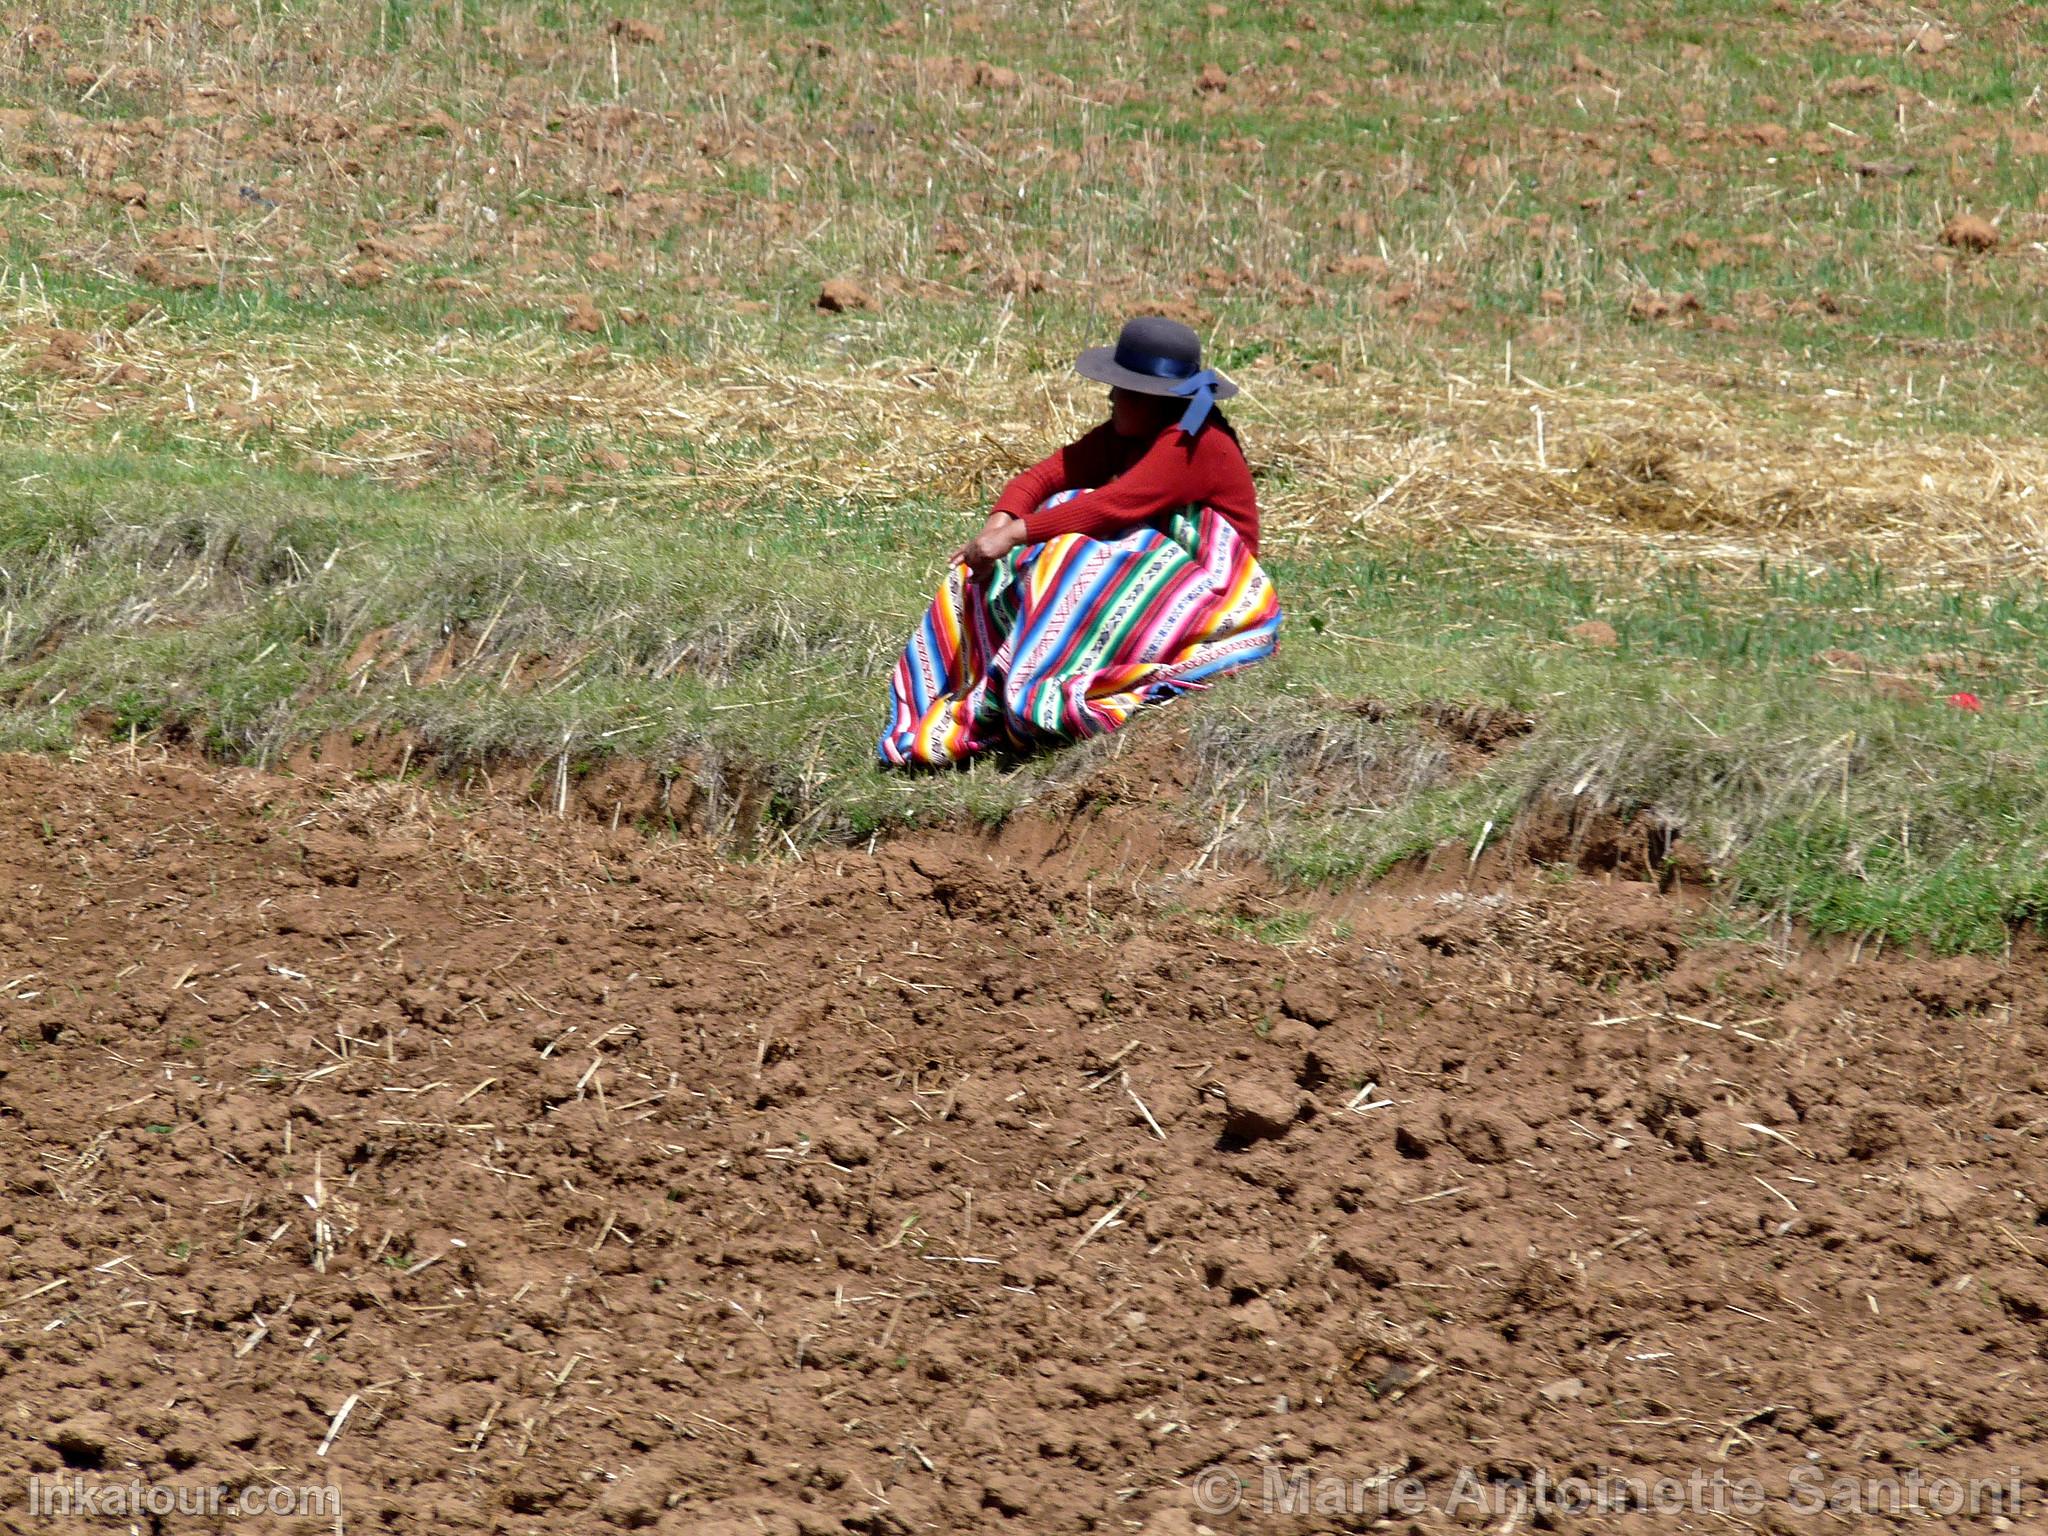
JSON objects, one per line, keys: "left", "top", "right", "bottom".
{"left": 878, "top": 316, "right": 1281, "bottom": 765}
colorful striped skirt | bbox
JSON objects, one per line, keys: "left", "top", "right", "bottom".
{"left": 878, "top": 497, "right": 1282, "bottom": 765}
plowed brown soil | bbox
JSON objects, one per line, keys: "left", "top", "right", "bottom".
{"left": 2, "top": 748, "right": 2045, "bottom": 1534}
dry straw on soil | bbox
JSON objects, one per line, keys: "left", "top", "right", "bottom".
{"left": 11, "top": 300, "right": 2048, "bottom": 583}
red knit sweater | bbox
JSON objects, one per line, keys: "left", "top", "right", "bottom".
{"left": 991, "top": 415, "right": 1260, "bottom": 556}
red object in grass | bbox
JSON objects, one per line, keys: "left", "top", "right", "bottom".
{"left": 1947, "top": 691, "right": 1983, "bottom": 712}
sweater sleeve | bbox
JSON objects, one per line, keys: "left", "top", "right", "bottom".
{"left": 990, "top": 423, "right": 1120, "bottom": 521}
{"left": 1018, "top": 425, "right": 1216, "bottom": 546}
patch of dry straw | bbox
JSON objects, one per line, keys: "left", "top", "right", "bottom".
{"left": 8, "top": 302, "right": 2048, "bottom": 584}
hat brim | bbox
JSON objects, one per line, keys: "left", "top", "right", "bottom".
{"left": 1075, "top": 345, "right": 1238, "bottom": 401}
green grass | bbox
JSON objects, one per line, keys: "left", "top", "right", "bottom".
{"left": 3, "top": 2, "right": 2048, "bottom": 949}
{"left": 6, "top": 439, "right": 2048, "bottom": 949}
{"left": 1, "top": 0, "right": 2044, "bottom": 429}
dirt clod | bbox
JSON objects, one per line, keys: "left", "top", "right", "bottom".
{"left": 1219, "top": 1081, "right": 1300, "bottom": 1144}
{"left": 1279, "top": 976, "right": 1341, "bottom": 1026}
{"left": 816, "top": 277, "right": 874, "bottom": 313}
{"left": 1940, "top": 213, "right": 1999, "bottom": 252}
{"left": 1442, "top": 1106, "right": 1534, "bottom": 1163}
{"left": 1627, "top": 289, "right": 1701, "bottom": 323}
{"left": 1331, "top": 1225, "right": 1401, "bottom": 1287}
{"left": 1566, "top": 618, "right": 1619, "bottom": 647}
{"left": 48, "top": 1415, "right": 113, "bottom": 1471}
{"left": 607, "top": 17, "right": 665, "bottom": 46}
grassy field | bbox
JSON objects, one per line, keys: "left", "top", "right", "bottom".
{"left": 4, "top": 0, "right": 2048, "bottom": 948}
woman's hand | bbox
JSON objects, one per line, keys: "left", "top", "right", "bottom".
{"left": 949, "top": 514, "right": 998, "bottom": 573}
{"left": 954, "top": 513, "right": 1026, "bottom": 581}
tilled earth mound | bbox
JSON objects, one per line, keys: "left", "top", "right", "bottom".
{"left": 1, "top": 750, "right": 2044, "bottom": 1534}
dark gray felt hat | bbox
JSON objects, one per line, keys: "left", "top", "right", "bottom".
{"left": 1074, "top": 316, "right": 1236, "bottom": 435}
{"left": 1074, "top": 315, "right": 1238, "bottom": 402}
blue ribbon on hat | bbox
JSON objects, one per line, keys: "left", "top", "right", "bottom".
{"left": 1167, "top": 368, "right": 1221, "bottom": 437}
{"left": 1116, "top": 346, "right": 1222, "bottom": 437}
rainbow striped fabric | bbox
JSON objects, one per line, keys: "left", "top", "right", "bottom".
{"left": 879, "top": 495, "right": 1282, "bottom": 765}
